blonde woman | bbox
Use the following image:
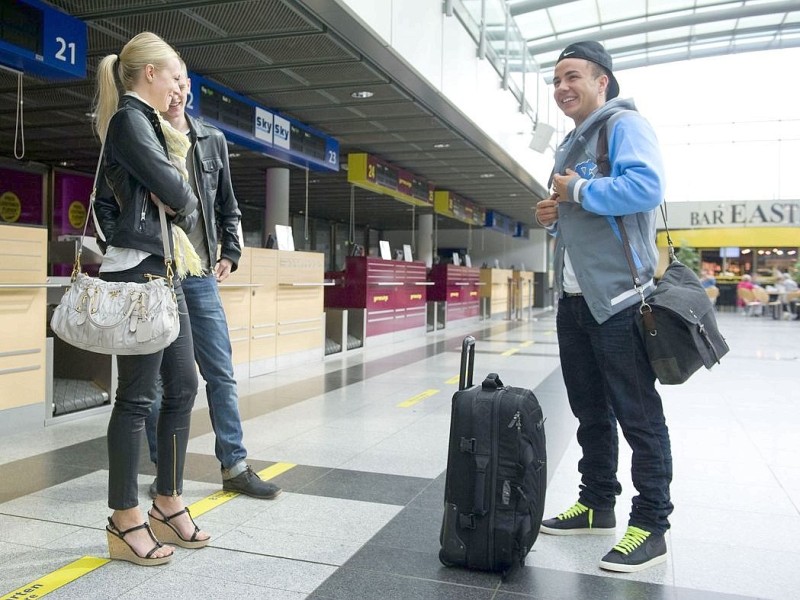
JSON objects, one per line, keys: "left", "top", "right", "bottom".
{"left": 93, "top": 32, "right": 210, "bottom": 566}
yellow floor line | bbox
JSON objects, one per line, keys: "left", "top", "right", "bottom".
{"left": 501, "top": 348, "right": 519, "bottom": 356}
{"left": 445, "top": 375, "right": 460, "bottom": 385}
{"left": 189, "top": 462, "right": 296, "bottom": 517}
{"left": 396, "top": 389, "right": 439, "bottom": 408}
{"left": 0, "top": 556, "right": 109, "bottom": 600}
{"left": 1, "top": 463, "right": 297, "bottom": 598}
{"left": 520, "top": 340, "right": 534, "bottom": 347}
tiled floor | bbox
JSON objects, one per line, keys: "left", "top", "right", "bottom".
{"left": 0, "top": 310, "right": 798, "bottom": 599}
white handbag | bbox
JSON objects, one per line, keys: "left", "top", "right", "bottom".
{"left": 51, "top": 143, "right": 180, "bottom": 355}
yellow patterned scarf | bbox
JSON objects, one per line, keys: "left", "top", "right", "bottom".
{"left": 158, "top": 115, "right": 203, "bottom": 278}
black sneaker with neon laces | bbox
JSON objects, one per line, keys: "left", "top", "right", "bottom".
{"left": 540, "top": 501, "right": 616, "bottom": 535}
{"left": 599, "top": 526, "right": 667, "bottom": 572}
{"left": 222, "top": 465, "right": 282, "bottom": 499}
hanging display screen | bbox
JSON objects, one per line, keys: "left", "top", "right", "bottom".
{"left": 198, "top": 84, "right": 255, "bottom": 133}
{"left": 1, "top": 0, "right": 43, "bottom": 55}
{"left": 434, "top": 190, "right": 485, "bottom": 227}
{"left": 0, "top": 0, "right": 87, "bottom": 79}
{"left": 347, "top": 153, "right": 434, "bottom": 207}
{"left": 186, "top": 73, "right": 339, "bottom": 172}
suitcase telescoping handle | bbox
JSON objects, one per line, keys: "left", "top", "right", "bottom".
{"left": 459, "top": 336, "right": 476, "bottom": 390}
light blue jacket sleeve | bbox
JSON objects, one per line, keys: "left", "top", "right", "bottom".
{"left": 575, "top": 113, "right": 665, "bottom": 216}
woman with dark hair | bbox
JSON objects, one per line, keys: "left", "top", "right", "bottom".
{"left": 93, "top": 31, "right": 210, "bottom": 566}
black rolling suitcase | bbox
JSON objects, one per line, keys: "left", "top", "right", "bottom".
{"left": 439, "top": 336, "right": 547, "bottom": 576}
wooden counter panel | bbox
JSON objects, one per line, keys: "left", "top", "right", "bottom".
{"left": 0, "top": 226, "right": 47, "bottom": 409}
{"left": 248, "top": 249, "right": 277, "bottom": 361}
{"left": 277, "top": 320, "right": 323, "bottom": 355}
{"left": 0, "top": 225, "right": 47, "bottom": 284}
{"left": 480, "top": 268, "right": 512, "bottom": 315}
{"left": 219, "top": 284, "right": 251, "bottom": 367}
{"left": 276, "top": 250, "right": 323, "bottom": 356}
{"left": 277, "top": 287, "right": 323, "bottom": 321}
{"left": 277, "top": 250, "right": 324, "bottom": 284}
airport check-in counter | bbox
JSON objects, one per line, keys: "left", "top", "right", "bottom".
{"left": 426, "top": 264, "right": 481, "bottom": 330}
{"left": 0, "top": 232, "right": 326, "bottom": 427}
{"left": 512, "top": 270, "right": 535, "bottom": 320}
{"left": 480, "top": 267, "right": 514, "bottom": 319}
{"left": 218, "top": 248, "right": 326, "bottom": 376}
{"left": 324, "top": 256, "right": 428, "bottom": 349}
{"left": 1, "top": 224, "right": 115, "bottom": 424}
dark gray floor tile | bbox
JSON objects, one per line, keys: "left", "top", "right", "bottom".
{"left": 0, "top": 438, "right": 113, "bottom": 503}
{"left": 670, "top": 589, "right": 760, "bottom": 600}
{"left": 496, "top": 567, "right": 760, "bottom": 600}
{"left": 307, "top": 567, "right": 496, "bottom": 600}
{"left": 298, "top": 468, "right": 432, "bottom": 505}
{"left": 345, "top": 543, "right": 500, "bottom": 589}
{"left": 181, "top": 451, "right": 227, "bottom": 483}
{"left": 369, "top": 505, "right": 443, "bottom": 552}
{"left": 407, "top": 473, "right": 446, "bottom": 511}
{"left": 498, "top": 567, "right": 662, "bottom": 600}
{"left": 265, "top": 463, "right": 333, "bottom": 492}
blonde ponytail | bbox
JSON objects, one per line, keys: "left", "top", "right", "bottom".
{"left": 92, "top": 32, "right": 179, "bottom": 141}
{"left": 93, "top": 54, "right": 120, "bottom": 142}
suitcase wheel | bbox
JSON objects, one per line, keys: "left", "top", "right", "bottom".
{"left": 439, "top": 548, "right": 456, "bottom": 568}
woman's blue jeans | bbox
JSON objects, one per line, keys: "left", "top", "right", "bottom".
{"left": 556, "top": 296, "right": 673, "bottom": 535}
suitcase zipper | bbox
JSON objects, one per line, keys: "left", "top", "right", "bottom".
{"left": 488, "top": 387, "right": 502, "bottom": 567}
{"left": 507, "top": 410, "right": 522, "bottom": 430}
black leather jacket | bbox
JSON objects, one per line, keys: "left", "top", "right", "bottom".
{"left": 96, "top": 103, "right": 242, "bottom": 271}
{"left": 183, "top": 114, "right": 242, "bottom": 271}
{"left": 94, "top": 94, "right": 198, "bottom": 258}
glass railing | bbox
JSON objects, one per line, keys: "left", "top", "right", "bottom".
{"left": 447, "top": 0, "right": 542, "bottom": 123}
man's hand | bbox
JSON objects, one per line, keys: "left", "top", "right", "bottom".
{"left": 535, "top": 195, "right": 559, "bottom": 227}
{"left": 214, "top": 258, "right": 233, "bottom": 282}
{"left": 150, "top": 192, "right": 176, "bottom": 216}
{"left": 551, "top": 169, "right": 579, "bottom": 201}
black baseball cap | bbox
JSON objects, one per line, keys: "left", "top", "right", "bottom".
{"left": 556, "top": 41, "right": 619, "bottom": 100}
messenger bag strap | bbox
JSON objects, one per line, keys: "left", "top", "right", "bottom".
{"left": 616, "top": 216, "right": 656, "bottom": 333}
{"left": 596, "top": 121, "right": 664, "bottom": 332}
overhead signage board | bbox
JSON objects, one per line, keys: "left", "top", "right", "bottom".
{"left": 433, "top": 190, "right": 485, "bottom": 227}
{"left": 515, "top": 222, "right": 530, "bottom": 239}
{"left": 185, "top": 73, "right": 339, "bottom": 172}
{"left": 486, "top": 210, "right": 516, "bottom": 236}
{"left": 347, "top": 153, "right": 434, "bottom": 207}
{"left": 0, "top": 0, "right": 87, "bottom": 79}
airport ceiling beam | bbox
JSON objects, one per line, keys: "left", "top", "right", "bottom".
{"left": 526, "top": 0, "right": 800, "bottom": 52}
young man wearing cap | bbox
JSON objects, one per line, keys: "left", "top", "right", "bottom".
{"left": 535, "top": 41, "right": 672, "bottom": 573}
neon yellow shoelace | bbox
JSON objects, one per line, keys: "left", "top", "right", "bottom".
{"left": 557, "top": 501, "right": 588, "bottom": 520}
{"left": 612, "top": 526, "right": 650, "bottom": 555}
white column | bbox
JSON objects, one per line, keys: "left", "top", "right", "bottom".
{"left": 265, "top": 167, "right": 290, "bottom": 245}
{"left": 418, "top": 213, "right": 434, "bottom": 267}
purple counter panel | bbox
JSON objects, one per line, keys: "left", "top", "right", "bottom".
{"left": 428, "top": 264, "right": 481, "bottom": 320}
{"left": 325, "top": 257, "right": 428, "bottom": 336}
{"left": 1, "top": 167, "right": 43, "bottom": 226}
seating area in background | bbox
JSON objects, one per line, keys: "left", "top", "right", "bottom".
{"left": 753, "top": 287, "right": 782, "bottom": 318}
{"left": 705, "top": 285, "right": 720, "bottom": 306}
{"left": 737, "top": 287, "right": 763, "bottom": 317}
{"left": 737, "top": 286, "right": 799, "bottom": 320}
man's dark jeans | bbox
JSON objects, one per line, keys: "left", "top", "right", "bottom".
{"left": 557, "top": 297, "right": 673, "bottom": 535}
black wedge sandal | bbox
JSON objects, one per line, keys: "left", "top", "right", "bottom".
{"left": 106, "top": 517, "right": 173, "bottom": 566}
{"left": 148, "top": 503, "right": 211, "bottom": 549}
